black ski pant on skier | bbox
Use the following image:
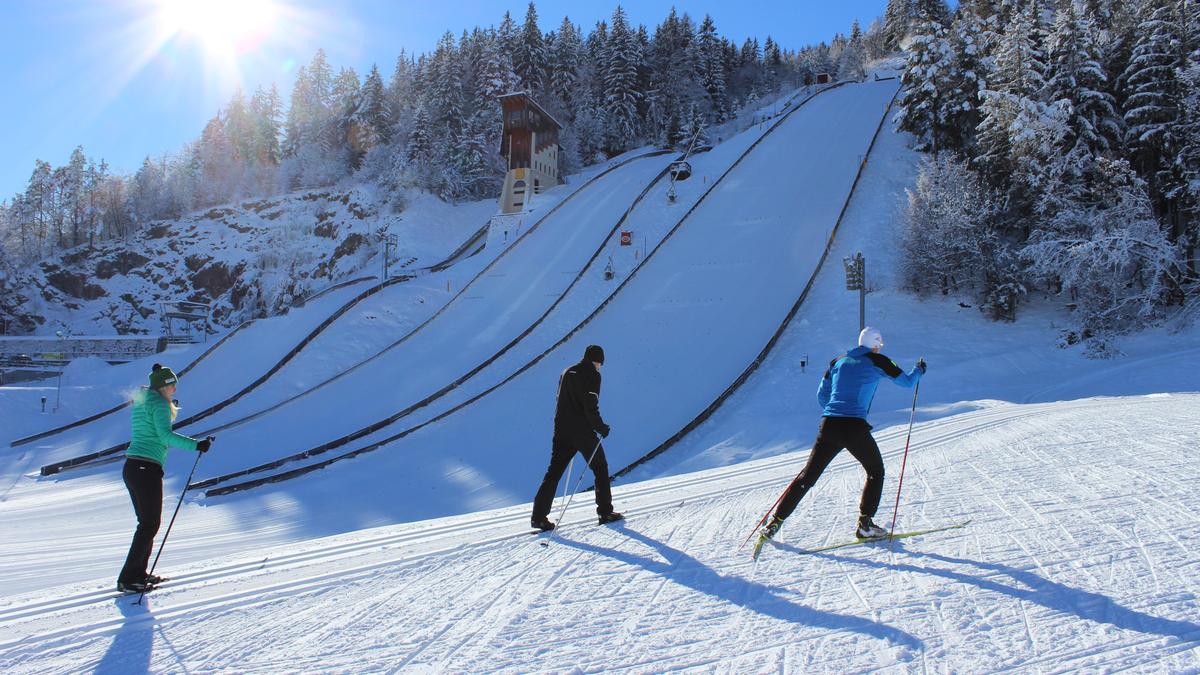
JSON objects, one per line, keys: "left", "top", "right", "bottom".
{"left": 774, "top": 416, "right": 884, "bottom": 522}
{"left": 119, "top": 458, "right": 163, "bottom": 585}
{"left": 532, "top": 437, "right": 614, "bottom": 520}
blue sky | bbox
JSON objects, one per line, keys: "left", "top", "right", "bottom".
{"left": 0, "top": 1, "right": 891, "bottom": 199}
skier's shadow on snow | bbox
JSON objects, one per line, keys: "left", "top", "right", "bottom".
{"left": 779, "top": 542, "right": 1200, "bottom": 643}
{"left": 94, "top": 597, "right": 155, "bottom": 675}
{"left": 553, "top": 524, "right": 923, "bottom": 648}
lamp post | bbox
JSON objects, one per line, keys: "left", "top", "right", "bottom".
{"left": 54, "top": 330, "right": 65, "bottom": 412}
{"left": 842, "top": 251, "right": 866, "bottom": 332}
{"left": 378, "top": 230, "right": 398, "bottom": 280}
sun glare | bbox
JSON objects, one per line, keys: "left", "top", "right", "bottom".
{"left": 158, "top": 0, "right": 279, "bottom": 54}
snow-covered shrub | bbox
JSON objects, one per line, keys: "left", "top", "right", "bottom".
{"left": 900, "top": 152, "right": 999, "bottom": 296}
{"left": 1022, "top": 159, "right": 1184, "bottom": 346}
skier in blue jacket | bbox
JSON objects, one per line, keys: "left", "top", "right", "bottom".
{"left": 761, "top": 327, "right": 925, "bottom": 541}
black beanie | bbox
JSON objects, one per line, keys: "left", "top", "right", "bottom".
{"left": 584, "top": 344, "right": 605, "bottom": 365}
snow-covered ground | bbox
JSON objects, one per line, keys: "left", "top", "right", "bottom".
{"left": 1, "top": 395, "right": 1197, "bottom": 672}
{"left": 1, "top": 76, "right": 1197, "bottom": 672}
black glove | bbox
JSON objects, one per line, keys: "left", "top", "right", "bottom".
{"left": 917, "top": 358, "right": 927, "bottom": 374}
{"left": 196, "top": 437, "right": 213, "bottom": 453}
{"left": 598, "top": 423, "right": 611, "bottom": 439}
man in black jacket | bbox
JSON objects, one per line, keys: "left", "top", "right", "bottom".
{"left": 531, "top": 344, "right": 624, "bottom": 531}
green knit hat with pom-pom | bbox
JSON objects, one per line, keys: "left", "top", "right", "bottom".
{"left": 148, "top": 363, "right": 178, "bottom": 390}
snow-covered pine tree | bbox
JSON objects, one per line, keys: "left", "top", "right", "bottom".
{"left": 1121, "top": 0, "right": 1184, "bottom": 174}
{"left": 82, "top": 157, "right": 104, "bottom": 247}
{"left": 18, "top": 161, "right": 54, "bottom": 258}
{"left": 282, "top": 65, "right": 310, "bottom": 160}
{"left": 635, "top": 24, "right": 655, "bottom": 124}
{"left": 1121, "top": 0, "right": 1194, "bottom": 261}
{"left": 387, "top": 51, "right": 416, "bottom": 125}
{"left": 353, "top": 64, "right": 391, "bottom": 161}
{"left": 407, "top": 104, "right": 434, "bottom": 163}
{"left": 548, "top": 17, "right": 584, "bottom": 115}
{"left": 573, "top": 94, "right": 606, "bottom": 164}
{"left": 1172, "top": 1, "right": 1200, "bottom": 279}
{"left": 428, "top": 32, "right": 464, "bottom": 132}
{"left": 837, "top": 20, "right": 866, "bottom": 82}
{"left": 693, "top": 15, "right": 729, "bottom": 122}
{"left": 514, "top": 2, "right": 546, "bottom": 94}
{"left": 646, "top": 8, "right": 695, "bottom": 150}
{"left": 937, "top": 1, "right": 993, "bottom": 153}
{"left": 884, "top": 0, "right": 913, "bottom": 51}
{"left": 326, "top": 67, "right": 360, "bottom": 174}
{"left": 195, "top": 115, "right": 237, "bottom": 207}
{"left": 896, "top": 4, "right": 956, "bottom": 153}
{"left": 130, "top": 157, "right": 168, "bottom": 224}
{"left": 498, "top": 11, "right": 518, "bottom": 62}
{"left": 602, "top": 6, "right": 642, "bottom": 154}
{"left": 764, "top": 36, "right": 783, "bottom": 69}
{"left": 224, "top": 90, "right": 255, "bottom": 168}
{"left": 331, "top": 67, "right": 361, "bottom": 120}
{"left": 1044, "top": 1, "right": 1122, "bottom": 176}
{"left": 63, "top": 147, "right": 87, "bottom": 248}
{"left": 250, "top": 85, "right": 283, "bottom": 167}
{"left": 913, "top": 0, "right": 953, "bottom": 39}
{"left": 474, "top": 27, "right": 520, "bottom": 102}
{"left": 974, "top": 1, "right": 1050, "bottom": 191}
{"left": 458, "top": 28, "right": 513, "bottom": 196}
{"left": 451, "top": 109, "right": 493, "bottom": 198}
{"left": 307, "top": 49, "right": 334, "bottom": 111}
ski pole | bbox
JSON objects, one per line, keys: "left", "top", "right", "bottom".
{"left": 554, "top": 439, "right": 603, "bottom": 526}
{"left": 136, "top": 436, "right": 211, "bottom": 605}
{"left": 888, "top": 379, "right": 921, "bottom": 539}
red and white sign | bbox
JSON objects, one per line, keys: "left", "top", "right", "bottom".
{"left": 620, "top": 231, "right": 632, "bottom": 246}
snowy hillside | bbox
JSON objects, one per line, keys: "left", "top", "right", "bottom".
{"left": 1, "top": 186, "right": 496, "bottom": 335}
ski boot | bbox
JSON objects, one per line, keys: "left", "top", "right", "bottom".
{"left": 598, "top": 512, "right": 624, "bottom": 525}
{"left": 117, "top": 580, "right": 154, "bottom": 594}
{"left": 531, "top": 516, "right": 556, "bottom": 532}
{"left": 855, "top": 516, "right": 888, "bottom": 540}
{"left": 144, "top": 573, "right": 168, "bottom": 585}
{"left": 751, "top": 516, "right": 783, "bottom": 561}
{"left": 761, "top": 516, "right": 783, "bottom": 541}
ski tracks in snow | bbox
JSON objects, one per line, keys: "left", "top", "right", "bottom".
{"left": 1, "top": 395, "right": 1199, "bottom": 672}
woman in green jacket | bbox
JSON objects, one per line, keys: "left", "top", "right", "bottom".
{"left": 117, "top": 363, "right": 211, "bottom": 593}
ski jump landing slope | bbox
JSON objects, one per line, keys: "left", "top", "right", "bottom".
{"left": 143, "top": 152, "right": 678, "bottom": 484}
{"left": 255, "top": 79, "right": 901, "bottom": 516}
{"left": 1, "top": 395, "right": 1196, "bottom": 672}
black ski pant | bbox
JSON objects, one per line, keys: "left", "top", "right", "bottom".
{"left": 532, "top": 437, "right": 614, "bottom": 519}
{"left": 774, "top": 416, "right": 885, "bottom": 522}
{"left": 119, "top": 458, "right": 163, "bottom": 584}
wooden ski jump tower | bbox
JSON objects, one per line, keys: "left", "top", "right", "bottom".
{"left": 498, "top": 92, "right": 562, "bottom": 214}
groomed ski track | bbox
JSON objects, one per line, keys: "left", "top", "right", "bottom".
{"left": 206, "top": 79, "right": 902, "bottom": 508}
{"left": 1, "top": 394, "right": 1196, "bottom": 672}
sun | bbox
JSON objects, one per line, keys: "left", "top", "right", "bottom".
{"left": 157, "top": 0, "right": 279, "bottom": 55}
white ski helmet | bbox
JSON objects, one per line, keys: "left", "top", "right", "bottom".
{"left": 858, "top": 326, "right": 884, "bottom": 349}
